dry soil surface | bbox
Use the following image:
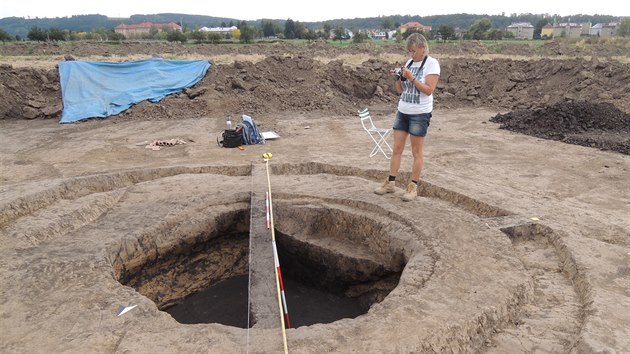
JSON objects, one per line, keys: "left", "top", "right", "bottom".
{"left": 0, "top": 41, "right": 629, "bottom": 353}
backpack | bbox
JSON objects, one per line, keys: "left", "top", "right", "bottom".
{"left": 217, "top": 128, "right": 243, "bottom": 148}
{"left": 241, "top": 114, "right": 265, "bottom": 145}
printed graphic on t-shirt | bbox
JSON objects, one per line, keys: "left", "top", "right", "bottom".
{"left": 401, "top": 66, "right": 424, "bottom": 104}
{"left": 397, "top": 56, "right": 439, "bottom": 114}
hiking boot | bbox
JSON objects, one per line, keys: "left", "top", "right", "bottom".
{"left": 374, "top": 179, "right": 396, "bottom": 195}
{"left": 402, "top": 182, "right": 418, "bottom": 202}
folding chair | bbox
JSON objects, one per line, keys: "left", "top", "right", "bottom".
{"left": 357, "top": 108, "right": 393, "bottom": 159}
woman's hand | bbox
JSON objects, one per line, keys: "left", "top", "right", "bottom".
{"left": 402, "top": 67, "right": 414, "bottom": 81}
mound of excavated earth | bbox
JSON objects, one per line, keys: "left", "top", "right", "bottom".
{"left": 1, "top": 41, "right": 629, "bottom": 156}
{"left": 491, "top": 102, "right": 630, "bottom": 155}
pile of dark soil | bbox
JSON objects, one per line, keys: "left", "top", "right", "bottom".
{"left": 490, "top": 101, "right": 630, "bottom": 155}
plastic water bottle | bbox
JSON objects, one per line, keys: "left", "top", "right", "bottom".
{"left": 226, "top": 116, "right": 232, "bottom": 130}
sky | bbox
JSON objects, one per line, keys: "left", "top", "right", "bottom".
{"left": 1, "top": 0, "right": 628, "bottom": 22}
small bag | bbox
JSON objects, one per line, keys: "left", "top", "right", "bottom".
{"left": 217, "top": 128, "right": 243, "bottom": 148}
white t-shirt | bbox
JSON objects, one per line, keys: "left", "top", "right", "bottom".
{"left": 397, "top": 56, "right": 440, "bottom": 114}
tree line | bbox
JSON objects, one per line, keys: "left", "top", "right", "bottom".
{"left": 1, "top": 13, "right": 628, "bottom": 43}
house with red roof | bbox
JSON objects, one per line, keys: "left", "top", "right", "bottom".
{"left": 114, "top": 22, "right": 182, "bottom": 39}
{"left": 400, "top": 22, "right": 432, "bottom": 35}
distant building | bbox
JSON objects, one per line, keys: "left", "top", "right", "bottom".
{"left": 552, "top": 23, "right": 583, "bottom": 38}
{"left": 507, "top": 22, "right": 534, "bottom": 39}
{"left": 454, "top": 27, "right": 466, "bottom": 39}
{"left": 590, "top": 23, "right": 619, "bottom": 37}
{"left": 370, "top": 30, "right": 397, "bottom": 40}
{"left": 114, "top": 22, "right": 182, "bottom": 39}
{"left": 325, "top": 28, "right": 353, "bottom": 40}
{"left": 541, "top": 24, "right": 554, "bottom": 38}
{"left": 400, "top": 22, "right": 432, "bottom": 35}
{"left": 200, "top": 26, "right": 237, "bottom": 35}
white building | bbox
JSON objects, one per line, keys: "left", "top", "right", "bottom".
{"left": 200, "top": 26, "right": 237, "bottom": 35}
{"left": 371, "top": 30, "right": 397, "bottom": 40}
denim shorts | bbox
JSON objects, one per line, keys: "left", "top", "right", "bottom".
{"left": 393, "top": 111, "right": 432, "bottom": 137}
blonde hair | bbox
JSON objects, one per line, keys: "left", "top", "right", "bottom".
{"left": 406, "top": 33, "right": 429, "bottom": 55}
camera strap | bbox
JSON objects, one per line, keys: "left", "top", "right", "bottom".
{"left": 411, "top": 56, "right": 428, "bottom": 71}
{"left": 410, "top": 56, "right": 428, "bottom": 85}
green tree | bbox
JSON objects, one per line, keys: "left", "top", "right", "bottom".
{"left": 207, "top": 33, "right": 221, "bottom": 43}
{"left": 466, "top": 18, "right": 492, "bottom": 40}
{"left": 261, "top": 19, "right": 278, "bottom": 37}
{"left": 110, "top": 32, "right": 125, "bottom": 41}
{"left": 239, "top": 21, "right": 255, "bottom": 43}
{"left": 166, "top": 30, "right": 187, "bottom": 43}
{"left": 322, "top": 23, "right": 332, "bottom": 40}
{"left": 333, "top": 26, "right": 345, "bottom": 42}
{"left": 0, "top": 28, "right": 13, "bottom": 42}
{"left": 352, "top": 30, "right": 368, "bottom": 43}
{"left": 437, "top": 25, "right": 455, "bottom": 41}
{"left": 487, "top": 29, "right": 504, "bottom": 40}
{"left": 27, "top": 26, "right": 47, "bottom": 41}
{"left": 148, "top": 27, "right": 159, "bottom": 39}
{"left": 160, "top": 29, "right": 172, "bottom": 40}
{"left": 534, "top": 18, "right": 549, "bottom": 39}
{"left": 303, "top": 29, "right": 318, "bottom": 41}
{"left": 284, "top": 19, "right": 296, "bottom": 39}
{"left": 191, "top": 30, "right": 206, "bottom": 43}
{"left": 618, "top": 18, "right": 630, "bottom": 37}
{"left": 294, "top": 21, "right": 306, "bottom": 39}
{"left": 382, "top": 18, "right": 395, "bottom": 30}
{"left": 93, "top": 28, "right": 110, "bottom": 41}
{"left": 48, "top": 28, "right": 66, "bottom": 41}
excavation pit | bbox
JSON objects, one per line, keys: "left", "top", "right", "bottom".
{"left": 6, "top": 167, "right": 601, "bottom": 352}
{"left": 113, "top": 199, "right": 407, "bottom": 329}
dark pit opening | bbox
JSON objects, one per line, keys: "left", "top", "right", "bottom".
{"left": 113, "top": 203, "right": 406, "bottom": 329}
{"left": 113, "top": 208, "right": 251, "bottom": 327}
{"left": 281, "top": 274, "right": 365, "bottom": 327}
{"left": 274, "top": 232, "right": 404, "bottom": 328}
{"left": 164, "top": 274, "right": 250, "bottom": 327}
{"left": 274, "top": 204, "right": 407, "bottom": 328}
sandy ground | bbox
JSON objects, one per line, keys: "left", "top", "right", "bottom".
{"left": 0, "top": 104, "right": 628, "bottom": 352}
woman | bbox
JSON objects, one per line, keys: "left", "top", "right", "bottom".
{"left": 374, "top": 33, "right": 440, "bottom": 201}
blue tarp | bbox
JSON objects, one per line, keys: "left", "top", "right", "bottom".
{"left": 58, "top": 58, "right": 211, "bottom": 123}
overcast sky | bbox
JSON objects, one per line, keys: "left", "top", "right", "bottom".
{"left": 1, "top": 0, "right": 628, "bottom": 22}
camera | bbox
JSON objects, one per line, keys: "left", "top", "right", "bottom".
{"left": 393, "top": 67, "right": 407, "bottom": 81}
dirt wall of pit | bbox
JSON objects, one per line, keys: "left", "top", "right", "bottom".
{"left": 1, "top": 55, "right": 629, "bottom": 121}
